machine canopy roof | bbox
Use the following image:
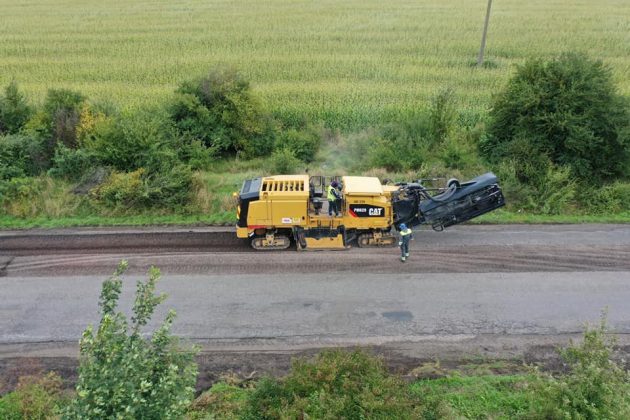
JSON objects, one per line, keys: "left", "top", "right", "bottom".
{"left": 342, "top": 176, "right": 383, "bottom": 195}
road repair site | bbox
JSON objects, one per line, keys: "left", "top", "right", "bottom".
{"left": 1, "top": 224, "right": 630, "bottom": 391}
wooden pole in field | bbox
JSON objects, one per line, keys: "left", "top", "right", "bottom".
{"left": 477, "top": 0, "right": 493, "bottom": 67}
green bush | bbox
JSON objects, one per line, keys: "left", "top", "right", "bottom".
{"left": 174, "top": 136, "right": 214, "bottom": 170}
{"left": 65, "top": 261, "right": 198, "bottom": 419}
{"left": 142, "top": 164, "right": 195, "bottom": 209}
{"left": 579, "top": 181, "right": 630, "bottom": 214}
{"left": 270, "top": 147, "right": 301, "bottom": 174}
{"left": 483, "top": 52, "right": 630, "bottom": 184}
{"left": 368, "top": 123, "right": 427, "bottom": 171}
{"left": 525, "top": 311, "right": 630, "bottom": 419}
{"left": 243, "top": 349, "right": 421, "bottom": 419}
{"left": 169, "top": 67, "right": 275, "bottom": 158}
{"left": 87, "top": 108, "right": 179, "bottom": 172}
{"left": 48, "top": 144, "right": 96, "bottom": 181}
{"left": 0, "top": 372, "right": 64, "bottom": 420}
{"left": 41, "top": 88, "right": 86, "bottom": 149}
{"left": 274, "top": 127, "right": 321, "bottom": 162}
{"left": 0, "top": 176, "right": 41, "bottom": 205}
{"left": 90, "top": 168, "right": 145, "bottom": 208}
{"left": 91, "top": 165, "right": 194, "bottom": 210}
{"left": 494, "top": 160, "right": 576, "bottom": 214}
{"left": 0, "top": 133, "right": 47, "bottom": 180}
{"left": 531, "top": 165, "right": 577, "bottom": 215}
{"left": 440, "top": 135, "right": 476, "bottom": 170}
{"left": 0, "top": 81, "right": 33, "bottom": 135}
{"left": 429, "top": 88, "right": 457, "bottom": 145}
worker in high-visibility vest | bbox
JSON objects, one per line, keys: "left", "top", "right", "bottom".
{"left": 327, "top": 180, "right": 341, "bottom": 217}
{"left": 398, "top": 223, "right": 414, "bottom": 262}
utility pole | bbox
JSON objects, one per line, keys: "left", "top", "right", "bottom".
{"left": 477, "top": 0, "right": 493, "bottom": 67}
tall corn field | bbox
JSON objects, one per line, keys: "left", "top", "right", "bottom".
{"left": 1, "top": 0, "right": 628, "bottom": 129}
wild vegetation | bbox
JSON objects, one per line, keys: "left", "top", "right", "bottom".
{"left": 1, "top": 54, "right": 628, "bottom": 226}
{"left": 66, "top": 261, "right": 198, "bottom": 419}
{"left": 1, "top": 0, "right": 629, "bottom": 226}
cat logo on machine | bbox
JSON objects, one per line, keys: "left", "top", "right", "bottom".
{"left": 349, "top": 204, "right": 385, "bottom": 218}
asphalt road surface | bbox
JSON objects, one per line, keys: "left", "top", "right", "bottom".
{"left": 1, "top": 224, "right": 630, "bottom": 389}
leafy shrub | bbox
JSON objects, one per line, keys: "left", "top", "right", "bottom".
{"left": 169, "top": 67, "right": 275, "bottom": 158}
{"left": 65, "top": 261, "right": 198, "bottom": 419}
{"left": 440, "top": 135, "right": 477, "bottom": 170}
{"left": 579, "top": 182, "right": 630, "bottom": 214}
{"left": 0, "top": 176, "right": 85, "bottom": 218}
{"left": 483, "top": 52, "right": 630, "bottom": 184}
{"left": 48, "top": 144, "right": 96, "bottom": 181}
{"left": 525, "top": 311, "right": 630, "bottom": 419}
{"left": 270, "top": 147, "right": 301, "bottom": 174}
{"left": 0, "top": 134, "right": 47, "bottom": 180}
{"left": 174, "top": 136, "right": 214, "bottom": 170}
{"left": 368, "top": 123, "right": 427, "bottom": 171}
{"left": 0, "top": 81, "right": 33, "bottom": 135}
{"left": 142, "top": 164, "right": 195, "bottom": 209}
{"left": 494, "top": 159, "right": 576, "bottom": 214}
{"left": 86, "top": 108, "right": 179, "bottom": 172}
{"left": 534, "top": 165, "right": 577, "bottom": 215}
{"left": 429, "top": 87, "right": 457, "bottom": 145}
{"left": 0, "top": 372, "right": 64, "bottom": 420}
{"left": 274, "top": 127, "right": 321, "bottom": 162}
{"left": 42, "top": 88, "right": 86, "bottom": 149}
{"left": 90, "top": 168, "right": 145, "bottom": 208}
{"left": 243, "top": 349, "right": 421, "bottom": 419}
{"left": 91, "top": 165, "right": 194, "bottom": 210}
{"left": 0, "top": 176, "right": 41, "bottom": 206}
{"left": 75, "top": 102, "right": 110, "bottom": 146}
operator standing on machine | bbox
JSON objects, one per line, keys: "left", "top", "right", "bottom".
{"left": 327, "top": 180, "right": 342, "bottom": 217}
{"left": 398, "top": 223, "right": 413, "bottom": 262}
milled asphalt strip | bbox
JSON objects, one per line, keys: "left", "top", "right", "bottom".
{"left": 0, "top": 256, "right": 13, "bottom": 277}
{"left": 0, "top": 229, "right": 240, "bottom": 254}
{"left": 1, "top": 224, "right": 629, "bottom": 255}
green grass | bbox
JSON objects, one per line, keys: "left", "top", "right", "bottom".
{"left": 188, "top": 374, "right": 536, "bottom": 420}
{"left": 1, "top": 0, "right": 628, "bottom": 129}
{"left": 411, "top": 374, "right": 533, "bottom": 419}
{"left": 188, "top": 382, "right": 250, "bottom": 420}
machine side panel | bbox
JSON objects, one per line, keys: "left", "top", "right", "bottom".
{"left": 343, "top": 195, "right": 392, "bottom": 229}
{"left": 248, "top": 200, "right": 270, "bottom": 226}
{"left": 270, "top": 200, "right": 308, "bottom": 227}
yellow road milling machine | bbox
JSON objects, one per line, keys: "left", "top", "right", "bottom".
{"left": 235, "top": 173, "right": 504, "bottom": 250}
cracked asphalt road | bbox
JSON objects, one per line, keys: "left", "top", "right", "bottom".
{"left": 1, "top": 224, "right": 630, "bottom": 389}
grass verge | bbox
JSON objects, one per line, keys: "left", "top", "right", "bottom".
{"left": 411, "top": 374, "right": 533, "bottom": 419}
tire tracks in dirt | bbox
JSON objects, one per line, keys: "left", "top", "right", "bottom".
{"left": 4, "top": 245, "right": 629, "bottom": 276}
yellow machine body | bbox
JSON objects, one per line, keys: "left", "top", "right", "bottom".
{"left": 236, "top": 171, "right": 505, "bottom": 250}
{"left": 236, "top": 174, "right": 396, "bottom": 250}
